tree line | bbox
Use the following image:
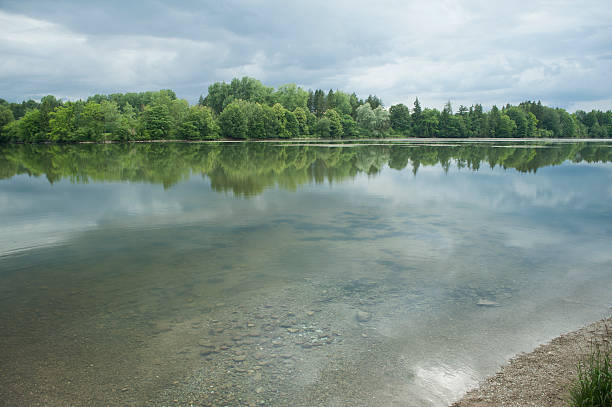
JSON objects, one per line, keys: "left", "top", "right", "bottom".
{"left": 2, "top": 142, "right": 611, "bottom": 194}
{"left": 1, "top": 77, "right": 611, "bottom": 142}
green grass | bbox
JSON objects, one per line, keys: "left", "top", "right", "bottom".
{"left": 569, "top": 344, "right": 612, "bottom": 407}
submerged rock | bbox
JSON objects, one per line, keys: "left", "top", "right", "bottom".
{"left": 356, "top": 310, "right": 371, "bottom": 322}
{"left": 254, "top": 352, "right": 265, "bottom": 360}
{"left": 233, "top": 354, "right": 247, "bottom": 362}
{"left": 198, "top": 341, "right": 216, "bottom": 356}
{"left": 198, "top": 340, "right": 215, "bottom": 349}
{"left": 476, "top": 299, "right": 498, "bottom": 306}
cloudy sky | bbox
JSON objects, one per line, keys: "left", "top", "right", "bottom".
{"left": 0, "top": 0, "right": 611, "bottom": 111}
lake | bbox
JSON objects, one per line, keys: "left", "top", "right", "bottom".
{"left": 1, "top": 140, "right": 611, "bottom": 406}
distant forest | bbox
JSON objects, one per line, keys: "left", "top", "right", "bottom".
{"left": 1, "top": 77, "right": 611, "bottom": 142}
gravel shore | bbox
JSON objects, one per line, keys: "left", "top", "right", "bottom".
{"left": 451, "top": 315, "right": 612, "bottom": 407}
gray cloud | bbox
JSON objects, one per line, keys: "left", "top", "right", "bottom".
{"left": 0, "top": 0, "right": 611, "bottom": 110}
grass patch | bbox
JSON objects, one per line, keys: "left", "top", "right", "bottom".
{"left": 569, "top": 342, "right": 612, "bottom": 406}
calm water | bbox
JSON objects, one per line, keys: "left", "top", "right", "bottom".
{"left": 1, "top": 141, "right": 611, "bottom": 406}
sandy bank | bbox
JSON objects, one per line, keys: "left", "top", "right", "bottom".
{"left": 451, "top": 316, "right": 611, "bottom": 407}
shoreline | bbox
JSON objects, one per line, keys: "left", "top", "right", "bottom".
{"left": 2, "top": 137, "right": 612, "bottom": 145}
{"left": 450, "top": 315, "right": 612, "bottom": 407}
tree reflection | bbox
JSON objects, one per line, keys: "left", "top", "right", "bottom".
{"left": 1, "top": 142, "right": 610, "bottom": 196}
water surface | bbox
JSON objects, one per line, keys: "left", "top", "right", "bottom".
{"left": 1, "top": 141, "right": 611, "bottom": 406}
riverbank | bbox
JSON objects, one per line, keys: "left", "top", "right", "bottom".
{"left": 3, "top": 137, "right": 612, "bottom": 145}
{"left": 451, "top": 315, "right": 612, "bottom": 407}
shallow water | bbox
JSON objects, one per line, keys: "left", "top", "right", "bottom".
{"left": 1, "top": 141, "right": 612, "bottom": 406}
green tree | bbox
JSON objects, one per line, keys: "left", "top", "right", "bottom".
{"left": 439, "top": 101, "right": 463, "bottom": 138}
{"left": 39, "top": 95, "right": 62, "bottom": 136}
{"left": 488, "top": 106, "right": 501, "bottom": 137}
{"left": 0, "top": 105, "right": 15, "bottom": 140}
{"left": 244, "top": 102, "right": 266, "bottom": 139}
{"left": 229, "top": 77, "right": 274, "bottom": 105}
{"left": 356, "top": 103, "right": 389, "bottom": 136}
{"left": 326, "top": 89, "right": 336, "bottom": 110}
{"left": 139, "top": 102, "right": 172, "bottom": 139}
{"left": 340, "top": 114, "right": 360, "bottom": 138}
{"left": 262, "top": 104, "right": 279, "bottom": 138}
{"left": 412, "top": 98, "right": 423, "bottom": 136}
{"left": 505, "top": 106, "right": 529, "bottom": 138}
{"left": 306, "top": 110, "right": 317, "bottom": 136}
{"left": 496, "top": 114, "right": 517, "bottom": 138}
{"left": 293, "top": 107, "right": 310, "bottom": 136}
{"left": 526, "top": 112, "right": 538, "bottom": 138}
{"left": 468, "top": 104, "right": 487, "bottom": 137}
{"left": 204, "top": 81, "right": 231, "bottom": 114}
{"left": 540, "top": 108, "right": 561, "bottom": 137}
{"left": 313, "top": 89, "right": 326, "bottom": 117}
{"left": 273, "top": 84, "right": 309, "bottom": 111}
{"left": 389, "top": 104, "right": 411, "bottom": 134}
{"left": 330, "top": 91, "right": 352, "bottom": 115}
{"left": 366, "top": 95, "right": 382, "bottom": 109}
{"left": 559, "top": 110, "right": 576, "bottom": 138}
{"left": 373, "top": 106, "right": 390, "bottom": 134}
{"left": 218, "top": 100, "right": 248, "bottom": 139}
{"left": 118, "top": 103, "right": 138, "bottom": 140}
{"left": 1, "top": 120, "right": 20, "bottom": 142}
{"left": 356, "top": 103, "right": 377, "bottom": 132}
{"left": 168, "top": 99, "right": 190, "bottom": 138}
{"left": 421, "top": 109, "right": 440, "bottom": 137}
{"left": 284, "top": 109, "right": 300, "bottom": 138}
{"left": 99, "top": 100, "right": 124, "bottom": 140}
{"left": 18, "top": 109, "right": 45, "bottom": 142}
{"left": 49, "top": 102, "right": 80, "bottom": 141}
{"left": 307, "top": 90, "right": 315, "bottom": 113}
{"left": 8, "top": 99, "right": 39, "bottom": 120}
{"left": 179, "top": 105, "right": 219, "bottom": 140}
{"left": 78, "top": 101, "right": 105, "bottom": 140}
{"left": 272, "top": 103, "right": 289, "bottom": 138}
{"left": 324, "top": 109, "right": 343, "bottom": 138}
{"left": 588, "top": 120, "right": 606, "bottom": 138}
{"left": 315, "top": 117, "right": 331, "bottom": 138}
{"left": 349, "top": 93, "right": 361, "bottom": 118}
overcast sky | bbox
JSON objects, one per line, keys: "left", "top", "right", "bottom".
{"left": 1, "top": 0, "right": 611, "bottom": 111}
